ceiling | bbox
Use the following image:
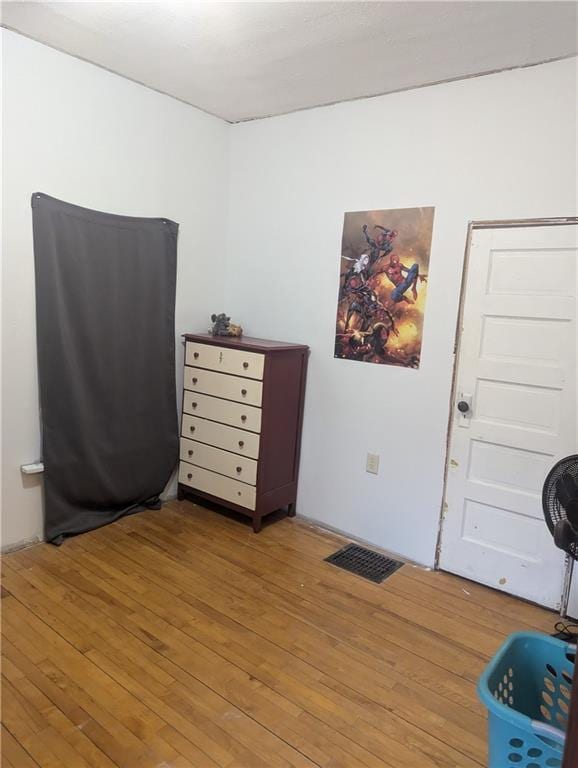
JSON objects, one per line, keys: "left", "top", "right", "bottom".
{"left": 2, "top": 1, "right": 577, "bottom": 123}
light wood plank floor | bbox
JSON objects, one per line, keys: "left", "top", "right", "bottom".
{"left": 2, "top": 500, "right": 557, "bottom": 767}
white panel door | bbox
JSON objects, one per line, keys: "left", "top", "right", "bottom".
{"left": 439, "top": 224, "right": 577, "bottom": 609}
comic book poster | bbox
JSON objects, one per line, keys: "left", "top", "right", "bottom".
{"left": 334, "top": 207, "right": 435, "bottom": 368}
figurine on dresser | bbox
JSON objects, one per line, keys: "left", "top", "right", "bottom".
{"left": 177, "top": 328, "right": 309, "bottom": 532}
{"left": 210, "top": 313, "right": 243, "bottom": 337}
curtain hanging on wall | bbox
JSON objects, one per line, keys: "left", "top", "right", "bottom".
{"left": 31, "top": 193, "right": 179, "bottom": 544}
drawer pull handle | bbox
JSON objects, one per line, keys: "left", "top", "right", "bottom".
{"left": 187, "top": 472, "right": 192, "bottom": 480}
{"left": 190, "top": 426, "right": 195, "bottom": 432}
{"left": 241, "top": 415, "right": 247, "bottom": 422}
{"left": 236, "top": 466, "right": 242, "bottom": 473}
{"left": 243, "top": 362, "right": 249, "bottom": 369}
{"left": 192, "top": 402, "right": 198, "bottom": 409}
{"left": 193, "top": 352, "right": 199, "bottom": 359}
{"left": 192, "top": 377, "right": 198, "bottom": 384}
{"left": 238, "top": 440, "right": 244, "bottom": 448}
{"left": 188, "top": 449, "right": 194, "bottom": 457}
{"left": 241, "top": 389, "right": 247, "bottom": 396}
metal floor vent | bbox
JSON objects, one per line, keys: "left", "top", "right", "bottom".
{"left": 324, "top": 543, "right": 403, "bottom": 583}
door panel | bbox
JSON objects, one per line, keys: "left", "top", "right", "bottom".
{"left": 474, "top": 380, "right": 560, "bottom": 434}
{"left": 467, "top": 440, "right": 552, "bottom": 497}
{"left": 487, "top": 249, "right": 573, "bottom": 296}
{"left": 439, "top": 224, "right": 577, "bottom": 609}
{"left": 480, "top": 316, "right": 567, "bottom": 362}
{"left": 461, "top": 500, "right": 546, "bottom": 561}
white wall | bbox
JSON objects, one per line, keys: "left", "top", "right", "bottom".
{"left": 1, "top": 30, "right": 229, "bottom": 548}
{"left": 225, "top": 58, "right": 577, "bottom": 566}
{"left": 3, "top": 32, "right": 576, "bottom": 564}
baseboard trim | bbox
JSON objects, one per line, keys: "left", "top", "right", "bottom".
{"left": 1, "top": 535, "right": 43, "bottom": 554}
{"left": 1, "top": 497, "right": 177, "bottom": 555}
{"left": 295, "top": 513, "right": 429, "bottom": 571}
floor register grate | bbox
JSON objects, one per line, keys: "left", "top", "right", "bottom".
{"left": 324, "top": 543, "right": 404, "bottom": 583}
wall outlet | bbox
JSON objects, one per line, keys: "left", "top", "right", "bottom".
{"left": 366, "top": 453, "right": 379, "bottom": 475}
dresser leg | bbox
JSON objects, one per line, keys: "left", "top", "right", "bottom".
{"left": 288, "top": 502, "right": 296, "bottom": 518}
{"left": 252, "top": 515, "right": 262, "bottom": 533}
{"left": 177, "top": 485, "right": 185, "bottom": 501}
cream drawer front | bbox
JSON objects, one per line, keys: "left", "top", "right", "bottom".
{"left": 183, "top": 366, "right": 263, "bottom": 407}
{"left": 183, "top": 391, "right": 261, "bottom": 433}
{"left": 179, "top": 461, "right": 256, "bottom": 511}
{"left": 180, "top": 437, "right": 257, "bottom": 486}
{"left": 185, "top": 342, "right": 264, "bottom": 380}
{"left": 182, "top": 414, "right": 260, "bottom": 459}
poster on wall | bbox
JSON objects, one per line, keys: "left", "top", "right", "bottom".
{"left": 334, "top": 207, "right": 435, "bottom": 368}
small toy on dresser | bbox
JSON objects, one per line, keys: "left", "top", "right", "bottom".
{"left": 210, "top": 313, "right": 243, "bottom": 337}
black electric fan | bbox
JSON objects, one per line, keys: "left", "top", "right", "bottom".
{"left": 542, "top": 455, "right": 578, "bottom": 618}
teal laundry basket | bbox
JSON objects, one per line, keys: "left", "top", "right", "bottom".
{"left": 478, "top": 632, "right": 575, "bottom": 768}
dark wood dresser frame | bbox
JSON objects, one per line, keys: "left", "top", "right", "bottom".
{"left": 177, "top": 333, "right": 309, "bottom": 532}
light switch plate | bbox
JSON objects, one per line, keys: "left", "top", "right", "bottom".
{"left": 366, "top": 453, "right": 379, "bottom": 475}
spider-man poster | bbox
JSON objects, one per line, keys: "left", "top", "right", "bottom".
{"left": 334, "top": 207, "right": 435, "bottom": 368}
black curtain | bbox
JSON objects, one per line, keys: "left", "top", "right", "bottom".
{"left": 31, "top": 193, "right": 179, "bottom": 544}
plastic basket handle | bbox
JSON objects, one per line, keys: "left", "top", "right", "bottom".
{"left": 531, "top": 720, "right": 566, "bottom": 746}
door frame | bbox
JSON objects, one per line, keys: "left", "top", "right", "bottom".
{"left": 434, "top": 216, "right": 578, "bottom": 579}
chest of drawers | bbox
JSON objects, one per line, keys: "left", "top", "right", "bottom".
{"left": 177, "top": 333, "right": 309, "bottom": 532}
